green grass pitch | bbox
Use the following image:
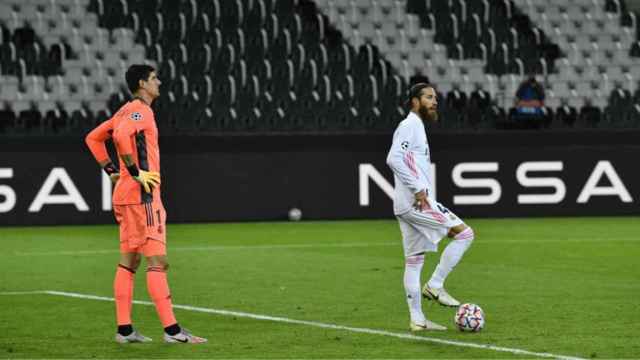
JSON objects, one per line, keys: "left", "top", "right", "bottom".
{"left": 0, "top": 217, "right": 638, "bottom": 359}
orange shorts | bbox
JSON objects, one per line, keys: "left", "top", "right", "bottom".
{"left": 114, "top": 200, "right": 167, "bottom": 256}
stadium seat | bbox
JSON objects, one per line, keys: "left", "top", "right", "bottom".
{"left": 2, "top": 0, "right": 640, "bottom": 134}
{"left": 0, "top": 107, "right": 16, "bottom": 133}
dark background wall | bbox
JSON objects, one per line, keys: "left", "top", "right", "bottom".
{"left": 1, "top": 129, "right": 639, "bottom": 226}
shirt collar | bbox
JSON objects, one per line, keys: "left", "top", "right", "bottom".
{"left": 407, "top": 111, "right": 421, "bottom": 122}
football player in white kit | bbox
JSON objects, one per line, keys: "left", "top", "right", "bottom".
{"left": 386, "top": 83, "right": 475, "bottom": 331}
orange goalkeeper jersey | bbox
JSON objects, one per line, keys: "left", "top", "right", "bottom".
{"left": 85, "top": 99, "right": 161, "bottom": 205}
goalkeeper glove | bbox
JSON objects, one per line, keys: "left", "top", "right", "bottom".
{"left": 126, "top": 165, "right": 161, "bottom": 193}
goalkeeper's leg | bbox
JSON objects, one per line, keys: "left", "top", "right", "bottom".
{"left": 115, "top": 258, "right": 136, "bottom": 332}
{"left": 146, "top": 252, "right": 207, "bottom": 343}
{"left": 113, "top": 205, "right": 152, "bottom": 343}
{"left": 114, "top": 251, "right": 152, "bottom": 342}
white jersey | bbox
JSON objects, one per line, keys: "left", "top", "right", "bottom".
{"left": 386, "top": 112, "right": 434, "bottom": 215}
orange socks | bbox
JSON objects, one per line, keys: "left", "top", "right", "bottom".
{"left": 113, "top": 264, "right": 177, "bottom": 327}
{"left": 114, "top": 264, "right": 178, "bottom": 328}
{"left": 114, "top": 264, "right": 135, "bottom": 326}
{"left": 146, "top": 266, "right": 177, "bottom": 327}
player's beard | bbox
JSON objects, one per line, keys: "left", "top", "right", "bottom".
{"left": 419, "top": 105, "right": 439, "bottom": 123}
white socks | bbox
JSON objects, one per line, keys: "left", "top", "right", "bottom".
{"left": 428, "top": 227, "right": 475, "bottom": 289}
{"left": 404, "top": 254, "right": 426, "bottom": 323}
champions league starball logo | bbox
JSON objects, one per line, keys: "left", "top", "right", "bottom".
{"left": 131, "top": 112, "right": 143, "bottom": 121}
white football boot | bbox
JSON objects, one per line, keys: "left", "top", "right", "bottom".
{"left": 422, "top": 284, "right": 461, "bottom": 307}
{"left": 164, "top": 328, "right": 208, "bottom": 343}
{"left": 115, "top": 331, "right": 152, "bottom": 343}
{"left": 409, "top": 319, "right": 447, "bottom": 331}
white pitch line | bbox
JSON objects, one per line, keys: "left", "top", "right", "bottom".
{"left": 0, "top": 291, "right": 47, "bottom": 295}
{"left": 13, "top": 238, "right": 639, "bottom": 256}
{"left": 13, "top": 242, "right": 398, "bottom": 256}
{"left": 12, "top": 236, "right": 637, "bottom": 257}
{"left": 0, "top": 290, "right": 585, "bottom": 360}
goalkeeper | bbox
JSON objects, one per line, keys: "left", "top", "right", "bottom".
{"left": 85, "top": 64, "right": 206, "bottom": 344}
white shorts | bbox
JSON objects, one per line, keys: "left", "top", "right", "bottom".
{"left": 396, "top": 201, "right": 464, "bottom": 257}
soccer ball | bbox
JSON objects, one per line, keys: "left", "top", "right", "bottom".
{"left": 288, "top": 207, "right": 302, "bottom": 221}
{"left": 454, "top": 303, "right": 485, "bottom": 332}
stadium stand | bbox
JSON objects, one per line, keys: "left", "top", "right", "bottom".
{"left": 0, "top": 0, "right": 144, "bottom": 133}
{"left": 87, "top": 0, "right": 407, "bottom": 132}
{"left": 1, "top": 0, "right": 640, "bottom": 134}
{"left": 517, "top": 0, "right": 640, "bottom": 128}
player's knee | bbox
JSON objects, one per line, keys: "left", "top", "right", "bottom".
{"left": 131, "top": 256, "right": 142, "bottom": 270}
{"left": 147, "top": 264, "right": 169, "bottom": 273}
{"left": 119, "top": 253, "right": 141, "bottom": 270}
{"left": 119, "top": 259, "right": 140, "bottom": 272}
{"left": 130, "top": 261, "right": 140, "bottom": 271}
{"left": 405, "top": 254, "right": 425, "bottom": 267}
{"left": 453, "top": 226, "right": 475, "bottom": 242}
{"left": 146, "top": 256, "right": 169, "bottom": 272}
{"left": 156, "top": 261, "right": 169, "bottom": 271}
{"left": 118, "top": 263, "right": 137, "bottom": 273}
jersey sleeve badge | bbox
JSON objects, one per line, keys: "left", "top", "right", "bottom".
{"left": 130, "top": 112, "right": 143, "bottom": 121}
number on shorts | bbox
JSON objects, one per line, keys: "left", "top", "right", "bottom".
{"left": 437, "top": 204, "right": 450, "bottom": 214}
